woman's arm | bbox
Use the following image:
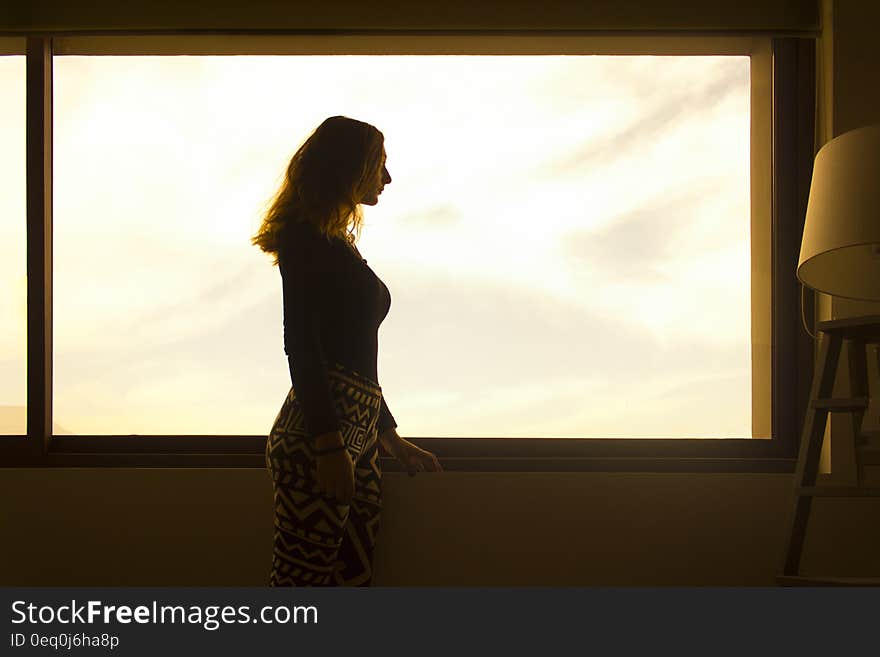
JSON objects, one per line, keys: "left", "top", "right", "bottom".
{"left": 280, "top": 229, "right": 340, "bottom": 442}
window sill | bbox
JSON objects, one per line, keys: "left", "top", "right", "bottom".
{"left": 1, "top": 435, "right": 796, "bottom": 472}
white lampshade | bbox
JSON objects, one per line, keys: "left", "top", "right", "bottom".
{"left": 798, "top": 123, "right": 880, "bottom": 301}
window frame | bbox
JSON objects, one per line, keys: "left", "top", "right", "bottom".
{"left": 1, "top": 33, "right": 816, "bottom": 472}
{"left": 0, "top": 39, "right": 27, "bottom": 440}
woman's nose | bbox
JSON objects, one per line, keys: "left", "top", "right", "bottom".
{"left": 383, "top": 167, "right": 392, "bottom": 185}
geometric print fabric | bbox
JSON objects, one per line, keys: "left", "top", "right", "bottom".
{"left": 266, "top": 362, "right": 385, "bottom": 586}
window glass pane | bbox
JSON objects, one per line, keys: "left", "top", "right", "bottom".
{"left": 0, "top": 55, "right": 26, "bottom": 436}
{"left": 53, "top": 55, "right": 750, "bottom": 437}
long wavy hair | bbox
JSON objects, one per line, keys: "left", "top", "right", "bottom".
{"left": 252, "top": 116, "right": 385, "bottom": 265}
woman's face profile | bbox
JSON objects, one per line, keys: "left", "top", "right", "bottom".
{"left": 359, "top": 148, "right": 391, "bottom": 206}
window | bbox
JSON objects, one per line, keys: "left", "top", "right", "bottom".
{"left": 52, "top": 43, "right": 756, "bottom": 438}
{"left": 10, "top": 34, "right": 816, "bottom": 470}
{"left": 0, "top": 52, "right": 26, "bottom": 436}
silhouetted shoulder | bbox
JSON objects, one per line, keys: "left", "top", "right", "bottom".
{"left": 279, "top": 221, "right": 321, "bottom": 253}
{"left": 278, "top": 221, "right": 339, "bottom": 277}
{"left": 279, "top": 219, "right": 313, "bottom": 244}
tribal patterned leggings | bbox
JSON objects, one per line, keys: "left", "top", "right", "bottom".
{"left": 265, "top": 363, "right": 384, "bottom": 586}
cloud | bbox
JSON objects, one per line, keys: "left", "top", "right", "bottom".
{"left": 547, "top": 60, "right": 749, "bottom": 176}
{"left": 376, "top": 267, "right": 749, "bottom": 437}
{"left": 380, "top": 267, "right": 746, "bottom": 386}
{"left": 395, "top": 204, "right": 462, "bottom": 228}
{"left": 558, "top": 180, "right": 718, "bottom": 282}
{"left": 50, "top": 258, "right": 750, "bottom": 436}
{"left": 45, "top": 55, "right": 752, "bottom": 437}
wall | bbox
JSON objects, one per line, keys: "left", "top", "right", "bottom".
{"left": 817, "top": 0, "right": 880, "bottom": 488}
{"left": 0, "top": 468, "right": 837, "bottom": 586}
{"left": 2, "top": 465, "right": 878, "bottom": 586}
{"left": 1, "top": 0, "right": 818, "bottom": 32}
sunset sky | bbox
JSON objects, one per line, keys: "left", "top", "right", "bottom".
{"left": 0, "top": 54, "right": 751, "bottom": 437}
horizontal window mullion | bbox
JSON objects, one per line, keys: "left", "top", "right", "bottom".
{"left": 0, "top": 450, "right": 795, "bottom": 472}
{"left": 40, "top": 435, "right": 785, "bottom": 457}
{"left": 49, "top": 33, "right": 765, "bottom": 56}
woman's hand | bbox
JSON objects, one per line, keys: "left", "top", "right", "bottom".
{"left": 378, "top": 429, "right": 443, "bottom": 476}
{"left": 313, "top": 431, "right": 355, "bottom": 504}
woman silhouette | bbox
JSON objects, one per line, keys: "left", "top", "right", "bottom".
{"left": 254, "top": 116, "right": 442, "bottom": 586}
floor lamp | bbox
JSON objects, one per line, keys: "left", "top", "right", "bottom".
{"left": 798, "top": 122, "right": 880, "bottom": 439}
{"left": 779, "top": 123, "right": 880, "bottom": 584}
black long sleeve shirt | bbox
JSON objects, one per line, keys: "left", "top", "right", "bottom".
{"left": 278, "top": 220, "right": 397, "bottom": 440}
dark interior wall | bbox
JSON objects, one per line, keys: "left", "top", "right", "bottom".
{"left": 0, "top": 468, "right": 851, "bottom": 586}
{"left": 1, "top": 466, "right": 878, "bottom": 586}
{"left": 828, "top": 0, "right": 880, "bottom": 318}
{"left": 1, "top": 0, "right": 818, "bottom": 32}
{"left": 819, "top": 0, "right": 880, "bottom": 489}
{"left": 830, "top": 0, "right": 880, "bottom": 135}
{"left": 4, "top": 0, "right": 879, "bottom": 585}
